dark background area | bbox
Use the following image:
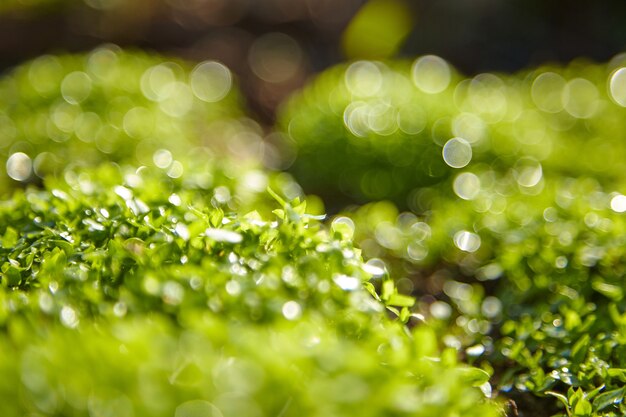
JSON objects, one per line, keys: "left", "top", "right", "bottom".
{"left": 1, "top": 0, "right": 626, "bottom": 122}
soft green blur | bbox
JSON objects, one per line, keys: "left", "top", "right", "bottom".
{"left": 0, "top": 46, "right": 249, "bottom": 195}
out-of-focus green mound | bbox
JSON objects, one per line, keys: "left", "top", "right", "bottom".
{"left": 0, "top": 164, "right": 499, "bottom": 417}
{"left": 278, "top": 52, "right": 626, "bottom": 415}
{"left": 0, "top": 45, "right": 258, "bottom": 195}
{"left": 340, "top": 171, "right": 626, "bottom": 416}
{"left": 278, "top": 55, "right": 626, "bottom": 209}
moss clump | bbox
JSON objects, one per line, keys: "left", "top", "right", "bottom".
{"left": 0, "top": 162, "right": 499, "bottom": 417}
{"left": 0, "top": 46, "right": 253, "bottom": 195}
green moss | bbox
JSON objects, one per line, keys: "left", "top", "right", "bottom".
{"left": 0, "top": 163, "right": 499, "bottom": 417}
{"left": 0, "top": 46, "right": 250, "bottom": 195}
{"left": 278, "top": 56, "right": 626, "bottom": 209}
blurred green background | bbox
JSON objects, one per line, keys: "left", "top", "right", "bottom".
{"left": 2, "top": 0, "right": 626, "bottom": 123}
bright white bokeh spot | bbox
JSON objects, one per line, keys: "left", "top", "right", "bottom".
{"left": 60, "top": 306, "right": 79, "bottom": 329}
{"left": 345, "top": 61, "right": 383, "bottom": 97}
{"left": 191, "top": 61, "right": 232, "bottom": 102}
{"left": 453, "top": 172, "right": 481, "bottom": 200}
{"left": 442, "top": 137, "right": 472, "bottom": 168}
{"left": 513, "top": 158, "right": 543, "bottom": 187}
{"left": 611, "top": 194, "right": 626, "bottom": 212}
{"left": 531, "top": 72, "right": 566, "bottom": 113}
{"left": 6, "top": 152, "right": 32, "bottom": 181}
{"left": 343, "top": 101, "right": 370, "bottom": 137}
{"left": 282, "top": 301, "right": 302, "bottom": 320}
{"left": 430, "top": 301, "right": 452, "bottom": 320}
{"left": 466, "top": 344, "right": 485, "bottom": 357}
{"left": 609, "top": 67, "right": 626, "bottom": 107}
{"left": 114, "top": 185, "right": 133, "bottom": 200}
{"left": 411, "top": 55, "right": 451, "bottom": 94}
{"left": 362, "top": 258, "right": 386, "bottom": 276}
{"left": 205, "top": 228, "right": 243, "bottom": 244}
{"left": 454, "top": 230, "right": 481, "bottom": 253}
{"left": 482, "top": 296, "right": 502, "bottom": 317}
{"left": 562, "top": 78, "right": 598, "bottom": 118}
{"left": 333, "top": 274, "right": 361, "bottom": 291}
{"left": 175, "top": 400, "right": 223, "bottom": 417}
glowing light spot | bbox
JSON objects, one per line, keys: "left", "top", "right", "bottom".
{"left": 452, "top": 113, "right": 486, "bottom": 144}
{"left": 555, "top": 256, "right": 568, "bottom": 269}
{"left": 343, "top": 101, "right": 370, "bottom": 137}
{"left": 362, "top": 259, "right": 386, "bottom": 276}
{"left": 205, "top": 228, "right": 243, "bottom": 244}
{"left": 331, "top": 216, "right": 355, "bottom": 240}
{"left": 430, "top": 301, "right": 452, "bottom": 320}
{"left": 153, "top": 149, "right": 173, "bottom": 168}
{"left": 345, "top": 61, "right": 383, "bottom": 97}
{"left": 611, "top": 194, "right": 626, "bottom": 212}
{"left": 169, "top": 193, "right": 182, "bottom": 206}
{"left": 175, "top": 400, "right": 223, "bottom": 417}
{"left": 61, "top": 71, "right": 92, "bottom": 104}
{"left": 454, "top": 230, "right": 481, "bottom": 252}
{"left": 141, "top": 63, "right": 177, "bottom": 102}
{"left": 513, "top": 158, "right": 543, "bottom": 187}
{"left": 191, "top": 61, "right": 232, "bottom": 102}
{"left": 225, "top": 280, "right": 241, "bottom": 296}
{"left": 60, "top": 306, "right": 79, "bottom": 328}
{"left": 481, "top": 296, "right": 502, "bottom": 317}
{"left": 466, "top": 344, "right": 485, "bottom": 357}
{"left": 163, "top": 281, "right": 184, "bottom": 305}
{"left": 159, "top": 81, "right": 194, "bottom": 117}
{"left": 442, "top": 137, "right": 472, "bottom": 168}
{"left": 411, "top": 55, "right": 451, "bottom": 94}
{"left": 453, "top": 172, "right": 481, "bottom": 200}
{"left": 174, "top": 223, "right": 190, "bottom": 241}
{"left": 113, "top": 302, "right": 127, "bottom": 318}
{"left": 531, "top": 72, "right": 566, "bottom": 113}
{"left": 562, "top": 78, "right": 598, "bottom": 119}
{"left": 6, "top": 152, "right": 32, "bottom": 181}
{"left": 333, "top": 274, "right": 361, "bottom": 291}
{"left": 114, "top": 185, "right": 133, "bottom": 200}
{"left": 609, "top": 67, "right": 626, "bottom": 107}
{"left": 282, "top": 301, "right": 302, "bottom": 320}
{"left": 167, "top": 161, "right": 184, "bottom": 178}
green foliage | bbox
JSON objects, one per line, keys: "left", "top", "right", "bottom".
{"left": 0, "top": 46, "right": 250, "bottom": 194}
{"left": 278, "top": 56, "right": 626, "bottom": 208}
{"left": 340, "top": 172, "right": 626, "bottom": 416}
{"left": 0, "top": 163, "right": 498, "bottom": 417}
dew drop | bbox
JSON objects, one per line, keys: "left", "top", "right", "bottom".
{"left": 333, "top": 274, "right": 361, "bottom": 291}
{"left": 205, "top": 228, "right": 243, "bottom": 244}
